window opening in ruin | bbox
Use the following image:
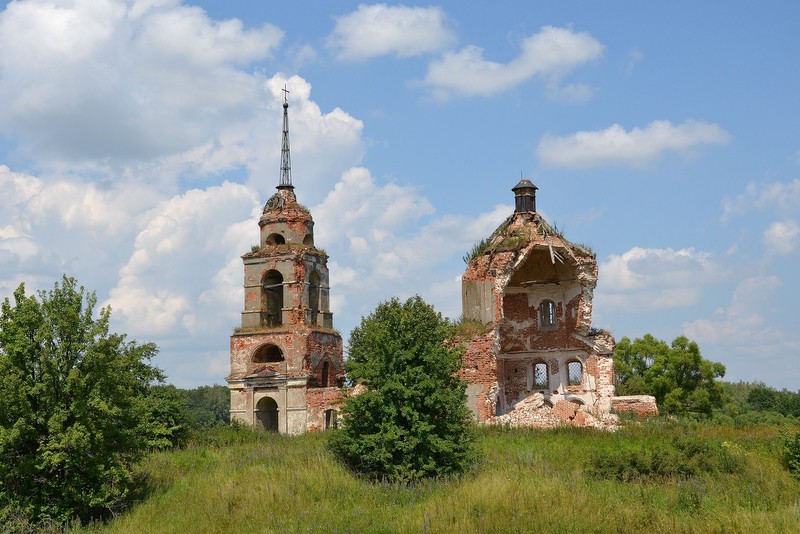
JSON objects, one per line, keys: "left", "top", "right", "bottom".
{"left": 256, "top": 397, "right": 279, "bottom": 432}
{"left": 325, "top": 409, "right": 336, "bottom": 429}
{"left": 266, "top": 233, "right": 285, "bottom": 245}
{"left": 539, "top": 300, "right": 556, "bottom": 328}
{"left": 567, "top": 360, "right": 583, "bottom": 386}
{"left": 303, "top": 234, "right": 314, "bottom": 246}
{"left": 533, "top": 362, "right": 548, "bottom": 390}
{"left": 308, "top": 271, "right": 320, "bottom": 325}
{"left": 253, "top": 344, "right": 284, "bottom": 363}
{"left": 321, "top": 361, "right": 330, "bottom": 387}
{"left": 261, "top": 270, "right": 283, "bottom": 326}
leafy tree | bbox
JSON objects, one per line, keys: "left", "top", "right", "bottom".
{"left": 328, "top": 296, "right": 475, "bottom": 482}
{"left": 0, "top": 276, "right": 179, "bottom": 525}
{"left": 614, "top": 334, "right": 726, "bottom": 416}
{"left": 180, "top": 384, "right": 231, "bottom": 428}
{"left": 747, "top": 384, "right": 779, "bottom": 412}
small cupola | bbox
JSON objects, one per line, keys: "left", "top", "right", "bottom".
{"left": 512, "top": 179, "right": 538, "bottom": 213}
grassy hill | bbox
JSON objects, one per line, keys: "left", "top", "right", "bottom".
{"left": 80, "top": 422, "right": 799, "bottom": 533}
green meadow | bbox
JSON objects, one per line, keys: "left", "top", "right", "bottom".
{"left": 66, "top": 421, "right": 800, "bottom": 534}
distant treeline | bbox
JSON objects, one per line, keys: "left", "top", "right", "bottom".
{"left": 149, "top": 383, "right": 231, "bottom": 434}
{"left": 718, "top": 381, "right": 800, "bottom": 424}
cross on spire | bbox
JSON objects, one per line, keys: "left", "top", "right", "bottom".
{"left": 279, "top": 85, "right": 292, "bottom": 188}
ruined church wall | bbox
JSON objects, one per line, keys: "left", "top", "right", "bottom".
{"left": 306, "top": 387, "right": 344, "bottom": 432}
{"left": 459, "top": 332, "right": 498, "bottom": 421}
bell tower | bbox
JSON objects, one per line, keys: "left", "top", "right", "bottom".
{"left": 227, "top": 90, "right": 343, "bottom": 434}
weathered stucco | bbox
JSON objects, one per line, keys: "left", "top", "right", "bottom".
{"left": 459, "top": 182, "right": 619, "bottom": 428}
{"left": 227, "top": 185, "right": 344, "bottom": 435}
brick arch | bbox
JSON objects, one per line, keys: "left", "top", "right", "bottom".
{"left": 252, "top": 343, "right": 283, "bottom": 363}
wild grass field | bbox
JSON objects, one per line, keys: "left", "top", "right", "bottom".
{"left": 73, "top": 420, "right": 800, "bottom": 534}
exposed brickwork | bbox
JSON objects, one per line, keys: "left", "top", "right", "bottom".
{"left": 458, "top": 332, "right": 498, "bottom": 420}
{"left": 460, "top": 186, "right": 617, "bottom": 429}
{"left": 306, "top": 387, "right": 344, "bottom": 432}
{"left": 611, "top": 395, "right": 660, "bottom": 417}
{"left": 228, "top": 182, "right": 343, "bottom": 435}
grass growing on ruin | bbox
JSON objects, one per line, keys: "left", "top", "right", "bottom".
{"left": 83, "top": 421, "right": 800, "bottom": 533}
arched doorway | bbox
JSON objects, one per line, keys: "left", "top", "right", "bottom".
{"left": 255, "top": 396, "right": 279, "bottom": 432}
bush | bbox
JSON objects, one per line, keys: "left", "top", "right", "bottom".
{"left": 780, "top": 430, "right": 800, "bottom": 480}
{"left": 587, "top": 434, "right": 740, "bottom": 482}
{"left": 328, "top": 296, "right": 476, "bottom": 482}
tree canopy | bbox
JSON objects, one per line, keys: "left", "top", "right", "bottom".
{"left": 614, "top": 334, "right": 726, "bottom": 416}
{"left": 328, "top": 296, "right": 475, "bottom": 482}
{"left": 0, "top": 276, "right": 180, "bottom": 525}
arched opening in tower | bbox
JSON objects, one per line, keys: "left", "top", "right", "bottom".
{"left": 261, "top": 270, "right": 283, "bottom": 326}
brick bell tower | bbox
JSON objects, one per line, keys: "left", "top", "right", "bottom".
{"left": 227, "top": 90, "right": 344, "bottom": 434}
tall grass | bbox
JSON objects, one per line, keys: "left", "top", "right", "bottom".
{"left": 83, "top": 422, "right": 800, "bottom": 533}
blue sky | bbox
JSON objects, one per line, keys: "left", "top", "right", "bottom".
{"left": 1, "top": 0, "right": 798, "bottom": 390}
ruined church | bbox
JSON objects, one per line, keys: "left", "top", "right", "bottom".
{"left": 459, "top": 180, "right": 620, "bottom": 428}
{"left": 227, "top": 96, "right": 653, "bottom": 433}
{"left": 227, "top": 95, "right": 344, "bottom": 434}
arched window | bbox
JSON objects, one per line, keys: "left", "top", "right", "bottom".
{"left": 261, "top": 270, "right": 283, "bottom": 326}
{"left": 256, "top": 397, "right": 279, "bottom": 432}
{"left": 253, "top": 344, "right": 283, "bottom": 364}
{"left": 533, "top": 362, "right": 549, "bottom": 390}
{"left": 539, "top": 300, "right": 556, "bottom": 328}
{"left": 308, "top": 271, "right": 320, "bottom": 325}
{"left": 303, "top": 234, "right": 314, "bottom": 246}
{"left": 321, "top": 361, "right": 330, "bottom": 387}
{"left": 567, "top": 360, "right": 583, "bottom": 387}
{"left": 266, "top": 233, "right": 285, "bottom": 245}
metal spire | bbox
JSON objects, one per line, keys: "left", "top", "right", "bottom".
{"left": 279, "top": 86, "right": 292, "bottom": 188}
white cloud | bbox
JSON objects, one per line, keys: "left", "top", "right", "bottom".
{"left": 0, "top": 0, "right": 282, "bottom": 162}
{"left": 683, "top": 276, "right": 782, "bottom": 343}
{"left": 312, "top": 167, "right": 510, "bottom": 324}
{"left": 536, "top": 120, "right": 730, "bottom": 169}
{"left": 423, "top": 25, "right": 603, "bottom": 99}
{"left": 763, "top": 219, "right": 800, "bottom": 255}
{"left": 328, "top": 4, "right": 455, "bottom": 61}
{"left": 106, "top": 182, "right": 259, "bottom": 336}
{"left": 626, "top": 46, "right": 644, "bottom": 73}
{"left": 597, "top": 246, "right": 719, "bottom": 311}
{"left": 721, "top": 179, "right": 800, "bottom": 221}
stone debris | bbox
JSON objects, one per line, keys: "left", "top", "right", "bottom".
{"left": 486, "top": 393, "right": 619, "bottom": 431}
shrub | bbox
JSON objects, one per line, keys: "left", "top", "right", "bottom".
{"left": 328, "top": 296, "right": 476, "bottom": 482}
{"left": 780, "top": 430, "right": 800, "bottom": 480}
{"left": 587, "top": 434, "right": 739, "bottom": 482}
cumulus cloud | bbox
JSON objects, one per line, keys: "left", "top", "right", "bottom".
{"left": 106, "top": 182, "right": 259, "bottom": 336}
{"left": 0, "top": 0, "right": 282, "bottom": 162}
{"left": 763, "top": 219, "right": 800, "bottom": 255}
{"left": 312, "top": 167, "right": 510, "bottom": 322}
{"left": 327, "top": 4, "right": 455, "bottom": 61}
{"left": 597, "top": 246, "right": 720, "bottom": 311}
{"left": 423, "top": 25, "right": 603, "bottom": 99}
{"left": 683, "top": 276, "right": 782, "bottom": 343}
{"left": 536, "top": 120, "right": 730, "bottom": 169}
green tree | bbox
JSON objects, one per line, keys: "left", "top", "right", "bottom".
{"left": 0, "top": 276, "right": 178, "bottom": 525}
{"left": 180, "top": 384, "right": 231, "bottom": 429}
{"left": 614, "top": 334, "right": 726, "bottom": 416}
{"left": 328, "top": 296, "right": 475, "bottom": 482}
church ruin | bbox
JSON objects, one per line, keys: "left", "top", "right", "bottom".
{"left": 227, "top": 94, "right": 343, "bottom": 434}
{"left": 459, "top": 180, "right": 622, "bottom": 428}
{"left": 227, "top": 95, "right": 655, "bottom": 432}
